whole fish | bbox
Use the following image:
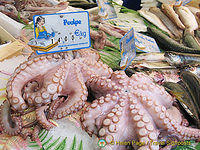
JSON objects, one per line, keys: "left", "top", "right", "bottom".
{"left": 161, "top": 4, "right": 185, "bottom": 30}
{"left": 138, "top": 10, "right": 173, "bottom": 37}
{"left": 133, "top": 52, "right": 165, "bottom": 62}
{"left": 164, "top": 51, "right": 200, "bottom": 66}
{"left": 149, "top": 7, "right": 183, "bottom": 39}
{"left": 175, "top": 6, "right": 198, "bottom": 34}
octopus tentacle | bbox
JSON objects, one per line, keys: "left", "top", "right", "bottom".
{"left": 7, "top": 52, "right": 73, "bottom": 111}
{"left": 81, "top": 93, "right": 120, "bottom": 136}
{"left": 0, "top": 101, "right": 22, "bottom": 136}
{"left": 129, "top": 97, "right": 159, "bottom": 150}
{"left": 54, "top": 64, "right": 87, "bottom": 119}
{"left": 48, "top": 97, "right": 65, "bottom": 119}
{"left": 35, "top": 106, "right": 54, "bottom": 130}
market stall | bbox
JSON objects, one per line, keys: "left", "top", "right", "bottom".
{"left": 0, "top": 0, "right": 200, "bottom": 150}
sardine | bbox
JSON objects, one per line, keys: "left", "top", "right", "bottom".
{"left": 175, "top": 6, "right": 198, "bottom": 34}
{"left": 149, "top": 7, "right": 183, "bottom": 39}
{"left": 164, "top": 51, "right": 200, "bottom": 66}
{"left": 161, "top": 4, "right": 185, "bottom": 30}
{"left": 138, "top": 10, "right": 173, "bottom": 37}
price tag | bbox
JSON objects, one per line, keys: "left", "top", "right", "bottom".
{"left": 135, "top": 32, "right": 160, "bottom": 53}
{"left": 120, "top": 28, "right": 136, "bottom": 70}
{"left": 96, "top": 0, "right": 117, "bottom": 20}
{"left": 28, "top": 11, "right": 91, "bottom": 55}
{"left": 173, "top": 0, "right": 192, "bottom": 6}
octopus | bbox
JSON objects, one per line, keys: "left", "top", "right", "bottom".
{"left": 0, "top": 48, "right": 112, "bottom": 139}
{"left": 80, "top": 71, "right": 200, "bottom": 150}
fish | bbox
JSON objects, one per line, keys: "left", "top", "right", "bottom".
{"left": 131, "top": 61, "right": 175, "bottom": 69}
{"left": 174, "top": 6, "right": 198, "bottom": 34}
{"left": 132, "top": 52, "right": 165, "bottom": 62}
{"left": 164, "top": 51, "right": 200, "bottom": 66}
{"left": 147, "top": 27, "right": 200, "bottom": 54}
{"left": 138, "top": 10, "right": 173, "bottom": 37}
{"left": 149, "top": 7, "right": 183, "bottom": 39}
{"left": 161, "top": 4, "right": 185, "bottom": 30}
{"left": 183, "top": 30, "right": 200, "bottom": 49}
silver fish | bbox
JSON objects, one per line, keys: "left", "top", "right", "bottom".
{"left": 164, "top": 51, "right": 200, "bottom": 66}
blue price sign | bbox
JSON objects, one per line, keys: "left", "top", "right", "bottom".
{"left": 97, "top": 0, "right": 117, "bottom": 20}
{"left": 120, "top": 28, "right": 136, "bottom": 70}
{"left": 135, "top": 32, "right": 160, "bottom": 53}
{"left": 28, "top": 11, "right": 91, "bottom": 55}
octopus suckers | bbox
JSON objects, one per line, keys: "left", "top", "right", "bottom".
{"left": 116, "top": 111, "right": 122, "bottom": 116}
{"left": 47, "top": 84, "right": 57, "bottom": 94}
{"left": 91, "top": 103, "right": 97, "bottom": 108}
{"left": 112, "top": 108, "right": 117, "bottom": 113}
{"left": 155, "top": 106, "right": 161, "bottom": 113}
{"left": 35, "top": 97, "right": 42, "bottom": 104}
{"left": 142, "top": 115, "right": 150, "bottom": 123}
{"left": 105, "top": 135, "right": 114, "bottom": 144}
{"left": 99, "top": 128, "right": 106, "bottom": 136}
{"left": 109, "top": 125, "right": 117, "bottom": 133}
{"left": 108, "top": 113, "right": 114, "bottom": 118}
{"left": 133, "top": 115, "right": 141, "bottom": 121}
{"left": 146, "top": 124, "right": 154, "bottom": 131}
{"left": 149, "top": 132, "right": 157, "bottom": 140}
{"left": 112, "top": 116, "right": 119, "bottom": 123}
{"left": 20, "top": 103, "right": 28, "bottom": 110}
{"left": 53, "top": 77, "right": 59, "bottom": 83}
{"left": 159, "top": 113, "right": 165, "bottom": 119}
{"left": 103, "top": 119, "right": 111, "bottom": 126}
{"left": 131, "top": 109, "right": 138, "bottom": 114}
{"left": 130, "top": 105, "right": 135, "bottom": 109}
{"left": 139, "top": 128, "right": 148, "bottom": 136}
{"left": 137, "top": 121, "right": 145, "bottom": 128}
{"left": 12, "top": 98, "right": 19, "bottom": 104}
{"left": 42, "top": 92, "right": 50, "bottom": 99}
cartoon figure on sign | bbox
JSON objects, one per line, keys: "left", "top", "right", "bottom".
{"left": 35, "top": 16, "right": 55, "bottom": 40}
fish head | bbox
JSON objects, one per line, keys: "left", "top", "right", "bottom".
{"left": 164, "top": 52, "right": 182, "bottom": 65}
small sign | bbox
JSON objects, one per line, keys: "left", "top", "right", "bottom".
{"left": 96, "top": 0, "right": 117, "bottom": 20}
{"left": 120, "top": 28, "right": 136, "bottom": 70}
{"left": 28, "top": 11, "right": 91, "bottom": 55}
{"left": 172, "top": 0, "right": 192, "bottom": 6}
{"left": 135, "top": 32, "right": 160, "bottom": 53}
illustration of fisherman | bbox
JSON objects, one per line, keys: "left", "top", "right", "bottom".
{"left": 35, "top": 16, "right": 55, "bottom": 40}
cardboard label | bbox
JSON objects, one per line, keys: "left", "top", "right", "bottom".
{"left": 135, "top": 32, "right": 160, "bottom": 53}
{"left": 96, "top": 0, "right": 117, "bottom": 20}
{"left": 28, "top": 11, "right": 91, "bottom": 55}
{"left": 120, "top": 28, "right": 136, "bottom": 70}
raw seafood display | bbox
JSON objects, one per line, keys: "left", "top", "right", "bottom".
{"left": 0, "top": 48, "right": 112, "bottom": 139}
{"left": 80, "top": 71, "right": 200, "bottom": 150}
{"left": 0, "top": 0, "right": 200, "bottom": 150}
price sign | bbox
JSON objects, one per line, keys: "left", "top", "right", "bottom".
{"left": 28, "top": 11, "right": 91, "bottom": 55}
{"left": 97, "top": 0, "right": 117, "bottom": 20}
{"left": 120, "top": 28, "right": 136, "bottom": 70}
{"left": 135, "top": 32, "right": 160, "bottom": 53}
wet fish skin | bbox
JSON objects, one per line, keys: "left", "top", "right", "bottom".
{"left": 164, "top": 51, "right": 200, "bottom": 66}
{"left": 149, "top": 7, "right": 183, "bottom": 39}
{"left": 138, "top": 10, "right": 173, "bottom": 38}
{"left": 175, "top": 6, "right": 198, "bottom": 34}
{"left": 161, "top": 4, "right": 185, "bottom": 30}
